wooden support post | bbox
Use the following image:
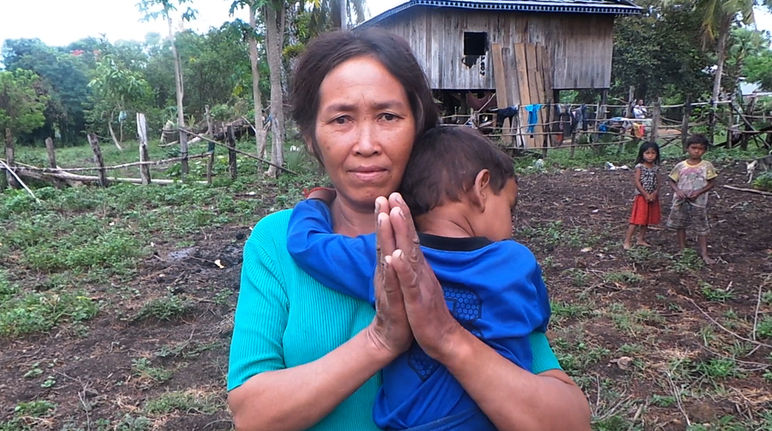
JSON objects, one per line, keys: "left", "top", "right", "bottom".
{"left": 227, "top": 125, "right": 237, "bottom": 180}
{"left": 649, "top": 98, "right": 661, "bottom": 142}
{"left": 491, "top": 43, "right": 510, "bottom": 135}
{"left": 2, "top": 128, "right": 14, "bottom": 189}
{"left": 741, "top": 97, "right": 756, "bottom": 150}
{"left": 87, "top": 133, "right": 108, "bottom": 187}
{"left": 625, "top": 86, "right": 635, "bottom": 119}
{"left": 681, "top": 96, "right": 691, "bottom": 151}
{"left": 44, "top": 137, "right": 57, "bottom": 169}
{"left": 136, "top": 113, "right": 151, "bottom": 185}
{"left": 708, "top": 99, "right": 716, "bottom": 145}
{"left": 5, "top": 128, "right": 19, "bottom": 189}
{"left": 206, "top": 151, "right": 215, "bottom": 186}
{"left": 180, "top": 128, "right": 189, "bottom": 177}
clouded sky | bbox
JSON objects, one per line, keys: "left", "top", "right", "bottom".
{"left": 0, "top": 1, "right": 769, "bottom": 49}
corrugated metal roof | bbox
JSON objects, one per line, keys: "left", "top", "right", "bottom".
{"left": 359, "top": 0, "right": 642, "bottom": 28}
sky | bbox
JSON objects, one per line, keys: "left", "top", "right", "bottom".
{"left": 0, "top": 0, "right": 401, "bottom": 48}
{"left": 0, "top": 1, "right": 769, "bottom": 48}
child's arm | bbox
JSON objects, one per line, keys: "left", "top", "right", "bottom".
{"left": 687, "top": 177, "right": 716, "bottom": 199}
{"left": 286, "top": 199, "right": 377, "bottom": 304}
{"left": 669, "top": 178, "right": 685, "bottom": 199}
{"left": 632, "top": 166, "right": 650, "bottom": 200}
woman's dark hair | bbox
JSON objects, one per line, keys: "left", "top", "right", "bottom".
{"left": 634, "top": 141, "right": 660, "bottom": 165}
{"left": 290, "top": 29, "right": 438, "bottom": 163}
{"left": 400, "top": 126, "right": 515, "bottom": 217}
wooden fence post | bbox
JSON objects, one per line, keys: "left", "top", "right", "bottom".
{"left": 227, "top": 125, "right": 237, "bottom": 180}
{"left": 4, "top": 128, "right": 18, "bottom": 189}
{"left": 649, "top": 98, "right": 661, "bottom": 142}
{"left": 45, "top": 137, "right": 57, "bottom": 169}
{"left": 681, "top": 97, "right": 691, "bottom": 151}
{"left": 136, "top": 113, "right": 151, "bottom": 185}
{"left": 87, "top": 133, "right": 108, "bottom": 187}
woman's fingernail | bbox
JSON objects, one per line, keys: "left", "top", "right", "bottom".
{"left": 378, "top": 212, "right": 388, "bottom": 226}
{"left": 394, "top": 249, "right": 404, "bottom": 260}
{"left": 375, "top": 200, "right": 380, "bottom": 213}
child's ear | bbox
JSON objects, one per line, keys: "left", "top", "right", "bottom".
{"left": 471, "top": 169, "right": 491, "bottom": 211}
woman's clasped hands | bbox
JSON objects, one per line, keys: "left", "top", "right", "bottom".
{"left": 369, "top": 192, "right": 461, "bottom": 362}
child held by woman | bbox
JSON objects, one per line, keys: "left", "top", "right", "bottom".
{"left": 623, "top": 141, "right": 661, "bottom": 249}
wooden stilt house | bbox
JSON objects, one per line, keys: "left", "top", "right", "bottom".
{"left": 358, "top": 0, "right": 641, "bottom": 147}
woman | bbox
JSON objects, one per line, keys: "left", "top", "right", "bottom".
{"left": 227, "top": 29, "right": 591, "bottom": 431}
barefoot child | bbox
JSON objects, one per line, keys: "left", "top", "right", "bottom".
{"left": 666, "top": 134, "right": 718, "bottom": 264}
{"left": 623, "top": 141, "right": 661, "bottom": 249}
{"left": 287, "top": 126, "right": 551, "bottom": 430}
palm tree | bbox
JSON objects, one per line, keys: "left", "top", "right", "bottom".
{"left": 694, "top": 0, "right": 754, "bottom": 104}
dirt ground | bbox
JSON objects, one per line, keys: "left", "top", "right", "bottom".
{"left": 0, "top": 160, "right": 769, "bottom": 429}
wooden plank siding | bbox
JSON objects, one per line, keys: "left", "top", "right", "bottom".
{"left": 372, "top": 8, "right": 614, "bottom": 105}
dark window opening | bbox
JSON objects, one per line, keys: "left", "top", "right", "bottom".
{"left": 464, "top": 32, "right": 488, "bottom": 56}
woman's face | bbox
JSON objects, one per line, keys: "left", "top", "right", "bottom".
{"left": 309, "top": 55, "right": 416, "bottom": 212}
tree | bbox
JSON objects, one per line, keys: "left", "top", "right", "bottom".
{"left": 0, "top": 69, "right": 49, "bottom": 137}
{"left": 2, "top": 38, "right": 91, "bottom": 144}
{"left": 87, "top": 55, "right": 152, "bottom": 149}
{"left": 262, "top": 0, "right": 286, "bottom": 177}
{"left": 138, "top": 0, "right": 197, "bottom": 176}
{"left": 692, "top": 0, "right": 755, "bottom": 104}
{"left": 612, "top": 0, "right": 711, "bottom": 103}
{"left": 231, "top": 0, "right": 268, "bottom": 160}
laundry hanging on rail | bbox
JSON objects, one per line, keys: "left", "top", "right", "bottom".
{"left": 524, "top": 104, "right": 542, "bottom": 133}
{"left": 495, "top": 105, "right": 518, "bottom": 128}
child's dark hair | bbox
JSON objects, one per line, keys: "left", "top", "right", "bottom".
{"left": 634, "top": 141, "right": 660, "bottom": 165}
{"left": 686, "top": 133, "right": 709, "bottom": 150}
{"left": 399, "top": 126, "right": 515, "bottom": 217}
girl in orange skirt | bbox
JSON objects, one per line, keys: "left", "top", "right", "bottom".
{"left": 623, "top": 141, "right": 661, "bottom": 249}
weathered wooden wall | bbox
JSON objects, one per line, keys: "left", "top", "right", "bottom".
{"left": 373, "top": 8, "right": 614, "bottom": 103}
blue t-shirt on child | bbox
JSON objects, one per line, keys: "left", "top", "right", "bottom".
{"left": 287, "top": 199, "right": 551, "bottom": 430}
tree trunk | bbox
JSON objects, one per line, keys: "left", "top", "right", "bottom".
{"left": 264, "top": 1, "right": 285, "bottom": 178}
{"left": 249, "top": 4, "right": 267, "bottom": 160}
{"left": 709, "top": 20, "right": 730, "bottom": 145}
{"left": 170, "top": 17, "right": 188, "bottom": 176}
{"left": 339, "top": 0, "right": 347, "bottom": 30}
{"left": 107, "top": 110, "right": 123, "bottom": 151}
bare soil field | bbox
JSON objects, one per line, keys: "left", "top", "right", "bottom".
{"left": 1, "top": 159, "right": 769, "bottom": 430}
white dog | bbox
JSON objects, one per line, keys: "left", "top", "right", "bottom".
{"left": 747, "top": 154, "right": 772, "bottom": 183}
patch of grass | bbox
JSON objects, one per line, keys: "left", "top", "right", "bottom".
{"left": 562, "top": 268, "right": 590, "bottom": 287}
{"left": 155, "top": 340, "right": 220, "bottom": 359}
{"left": 650, "top": 394, "right": 676, "bottom": 407}
{"left": 551, "top": 301, "right": 594, "bottom": 320}
{"left": 143, "top": 390, "right": 220, "bottom": 415}
{"left": 517, "top": 220, "right": 596, "bottom": 249}
{"left": 756, "top": 316, "right": 772, "bottom": 339}
{"left": 606, "top": 302, "right": 644, "bottom": 335}
{"left": 0, "top": 270, "right": 17, "bottom": 300}
{"left": 133, "top": 295, "right": 193, "bottom": 322}
{"left": 131, "top": 358, "right": 173, "bottom": 385}
{"left": 552, "top": 338, "right": 610, "bottom": 374}
{"left": 671, "top": 249, "right": 703, "bottom": 273}
{"left": 694, "top": 357, "right": 743, "bottom": 379}
{"left": 0, "top": 290, "right": 98, "bottom": 338}
{"left": 602, "top": 270, "right": 643, "bottom": 285}
{"left": 700, "top": 281, "right": 734, "bottom": 302}
{"left": 115, "top": 414, "right": 152, "bottom": 431}
{"left": 15, "top": 399, "right": 56, "bottom": 417}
